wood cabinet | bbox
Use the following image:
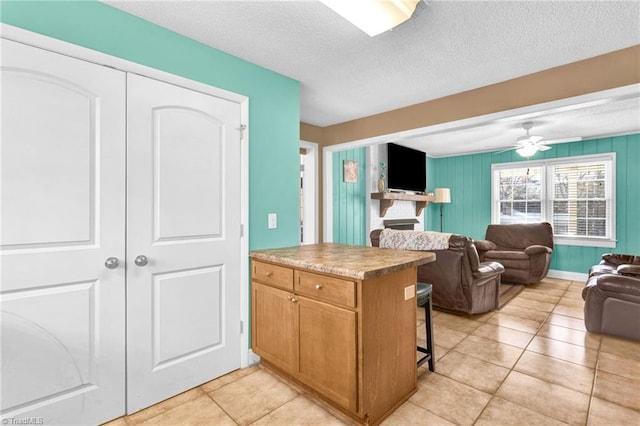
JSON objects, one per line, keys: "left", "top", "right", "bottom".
{"left": 252, "top": 282, "right": 297, "bottom": 374}
{"left": 251, "top": 254, "right": 425, "bottom": 425}
{"left": 297, "top": 296, "right": 358, "bottom": 412}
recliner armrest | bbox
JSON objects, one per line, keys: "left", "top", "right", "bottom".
{"left": 524, "top": 245, "right": 553, "bottom": 256}
{"left": 473, "top": 261, "right": 504, "bottom": 279}
{"left": 617, "top": 264, "right": 640, "bottom": 276}
{"left": 474, "top": 239, "right": 497, "bottom": 251}
{"left": 595, "top": 274, "right": 640, "bottom": 297}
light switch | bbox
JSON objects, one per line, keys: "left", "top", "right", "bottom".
{"left": 268, "top": 213, "right": 278, "bottom": 229}
{"left": 404, "top": 285, "right": 415, "bottom": 301}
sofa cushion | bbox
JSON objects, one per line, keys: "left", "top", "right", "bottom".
{"left": 602, "top": 253, "right": 640, "bottom": 266}
{"left": 589, "top": 264, "right": 617, "bottom": 276}
{"left": 617, "top": 264, "right": 640, "bottom": 276}
{"left": 486, "top": 222, "right": 554, "bottom": 251}
{"left": 485, "top": 250, "right": 529, "bottom": 261}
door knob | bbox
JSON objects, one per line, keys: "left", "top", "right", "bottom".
{"left": 105, "top": 257, "right": 119, "bottom": 269}
{"left": 135, "top": 255, "right": 149, "bottom": 267}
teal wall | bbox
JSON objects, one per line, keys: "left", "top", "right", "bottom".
{"left": 1, "top": 0, "right": 300, "bottom": 250}
{"left": 333, "top": 148, "right": 367, "bottom": 245}
{"left": 425, "top": 134, "right": 640, "bottom": 273}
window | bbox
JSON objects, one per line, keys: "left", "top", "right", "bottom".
{"left": 496, "top": 166, "right": 542, "bottom": 224}
{"left": 492, "top": 154, "right": 615, "bottom": 247}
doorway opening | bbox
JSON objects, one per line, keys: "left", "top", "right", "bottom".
{"left": 300, "top": 141, "right": 318, "bottom": 245}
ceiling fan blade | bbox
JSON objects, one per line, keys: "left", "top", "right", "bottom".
{"left": 542, "top": 136, "right": 583, "bottom": 145}
{"left": 529, "top": 135, "right": 544, "bottom": 143}
{"left": 492, "top": 146, "right": 518, "bottom": 155}
{"left": 537, "top": 144, "right": 552, "bottom": 151}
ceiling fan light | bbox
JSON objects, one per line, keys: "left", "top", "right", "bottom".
{"left": 321, "top": 0, "right": 420, "bottom": 36}
{"left": 516, "top": 144, "right": 539, "bottom": 158}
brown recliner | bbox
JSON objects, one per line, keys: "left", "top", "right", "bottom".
{"left": 583, "top": 253, "right": 640, "bottom": 341}
{"left": 474, "top": 222, "right": 553, "bottom": 284}
{"left": 371, "top": 229, "right": 504, "bottom": 314}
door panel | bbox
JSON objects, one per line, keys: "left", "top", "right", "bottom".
{"left": 152, "top": 266, "right": 224, "bottom": 367}
{"left": 126, "top": 73, "right": 241, "bottom": 413}
{"left": 0, "top": 39, "right": 126, "bottom": 425}
{"left": 1, "top": 71, "right": 94, "bottom": 247}
{"left": 154, "top": 107, "right": 223, "bottom": 241}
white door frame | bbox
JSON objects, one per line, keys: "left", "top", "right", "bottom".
{"left": 300, "top": 140, "right": 318, "bottom": 245}
{"left": 0, "top": 24, "right": 252, "bottom": 368}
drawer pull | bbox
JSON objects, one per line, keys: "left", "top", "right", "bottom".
{"left": 265, "top": 271, "right": 273, "bottom": 277}
{"left": 315, "top": 284, "right": 323, "bottom": 290}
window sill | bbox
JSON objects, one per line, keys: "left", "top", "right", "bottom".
{"left": 553, "top": 236, "right": 617, "bottom": 248}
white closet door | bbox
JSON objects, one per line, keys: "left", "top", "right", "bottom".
{"left": 126, "top": 74, "right": 242, "bottom": 412}
{"left": 0, "top": 39, "right": 126, "bottom": 425}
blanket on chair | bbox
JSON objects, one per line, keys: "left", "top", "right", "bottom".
{"left": 379, "top": 229, "right": 452, "bottom": 251}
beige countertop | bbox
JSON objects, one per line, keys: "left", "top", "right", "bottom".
{"left": 250, "top": 243, "right": 435, "bottom": 280}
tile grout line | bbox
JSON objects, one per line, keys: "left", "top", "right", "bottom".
{"left": 473, "top": 280, "right": 587, "bottom": 425}
{"left": 203, "top": 391, "right": 241, "bottom": 425}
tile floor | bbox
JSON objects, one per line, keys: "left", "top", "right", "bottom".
{"left": 105, "top": 277, "right": 640, "bottom": 425}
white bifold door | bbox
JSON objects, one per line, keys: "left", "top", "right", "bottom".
{"left": 125, "top": 73, "right": 241, "bottom": 412}
{"left": 1, "top": 39, "right": 242, "bottom": 424}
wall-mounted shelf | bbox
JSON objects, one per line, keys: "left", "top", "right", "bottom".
{"left": 371, "top": 192, "right": 435, "bottom": 217}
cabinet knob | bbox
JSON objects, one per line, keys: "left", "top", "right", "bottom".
{"left": 315, "top": 284, "right": 323, "bottom": 290}
{"left": 265, "top": 271, "right": 273, "bottom": 277}
{"left": 287, "top": 295, "right": 298, "bottom": 303}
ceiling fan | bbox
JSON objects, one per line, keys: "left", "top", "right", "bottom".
{"left": 503, "top": 122, "right": 581, "bottom": 157}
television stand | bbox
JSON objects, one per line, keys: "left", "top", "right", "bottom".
{"left": 371, "top": 192, "right": 435, "bottom": 217}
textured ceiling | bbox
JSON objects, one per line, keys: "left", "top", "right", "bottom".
{"left": 104, "top": 0, "right": 640, "bottom": 155}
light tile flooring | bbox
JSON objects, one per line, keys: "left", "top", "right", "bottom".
{"left": 105, "top": 278, "right": 640, "bottom": 425}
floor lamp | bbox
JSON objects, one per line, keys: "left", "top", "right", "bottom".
{"left": 434, "top": 188, "right": 451, "bottom": 232}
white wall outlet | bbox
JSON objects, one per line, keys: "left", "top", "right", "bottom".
{"left": 404, "top": 285, "right": 416, "bottom": 301}
{"left": 268, "top": 213, "right": 277, "bottom": 229}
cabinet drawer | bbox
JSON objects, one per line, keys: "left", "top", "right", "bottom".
{"left": 252, "top": 260, "right": 293, "bottom": 291}
{"left": 295, "top": 271, "right": 356, "bottom": 308}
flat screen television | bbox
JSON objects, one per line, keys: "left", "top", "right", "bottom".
{"left": 387, "top": 143, "right": 426, "bottom": 193}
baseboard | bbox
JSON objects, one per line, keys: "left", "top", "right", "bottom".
{"left": 247, "top": 349, "right": 261, "bottom": 366}
{"left": 547, "top": 269, "right": 589, "bottom": 282}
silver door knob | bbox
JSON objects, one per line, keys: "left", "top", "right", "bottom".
{"left": 135, "top": 255, "right": 149, "bottom": 267}
{"left": 105, "top": 257, "right": 119, "bottom": 269}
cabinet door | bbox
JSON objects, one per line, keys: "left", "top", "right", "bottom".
{"left": 252, "top": 282, "right": 298, "bottom": 373}
{"left": 297, "top": 297, "right": 358, "bottom": 412}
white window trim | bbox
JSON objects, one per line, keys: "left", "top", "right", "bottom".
{"left": 492, "top": 153, "right": 616, "bottom": 248}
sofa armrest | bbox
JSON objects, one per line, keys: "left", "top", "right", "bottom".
{"left": 595, "top": 274, "right": 640, "bottom": 297}
{"left": 474, "top": 239, "right": 497, "bottom": 251}
{"left": 370, "top": 229, "right": 382, "bottom": 247}
{"left": 473, "top": 261, "right": 504, "bottom": 279}
{"left": 617, "top": 264, "right": 640, "bottom": 276}
{"left": 524, "top": 245, "right": 553, "bottom": 256}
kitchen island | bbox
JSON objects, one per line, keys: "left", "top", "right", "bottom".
{"left": 250, "top": 243, "right": 435, "bottom": 425}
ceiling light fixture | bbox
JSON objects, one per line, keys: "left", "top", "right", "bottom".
{"left": 515, "top": 144, "right": 539, "bottom": 158}
{"left": 321, "top": 0, "right": 420, "bottom": 37}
